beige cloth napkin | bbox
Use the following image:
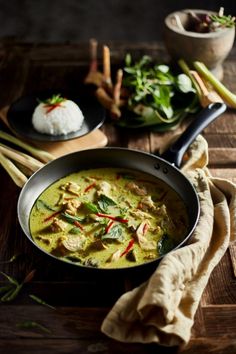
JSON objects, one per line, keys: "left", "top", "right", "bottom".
{"left": 101, "top": 135, "right": 236, "bottom": 346}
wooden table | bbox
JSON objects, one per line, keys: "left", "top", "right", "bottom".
{"left": 0, "top": 41, "right": 236, "bottom": 354}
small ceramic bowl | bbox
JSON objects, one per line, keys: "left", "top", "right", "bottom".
{"left": 164, "top": 9, "right": 235, "bottom": 80}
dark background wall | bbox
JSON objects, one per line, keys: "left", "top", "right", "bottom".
{"left": 0, "top": 0, "right": 235, "bottom": 43}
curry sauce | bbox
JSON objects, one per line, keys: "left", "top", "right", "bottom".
{"left": 29, "top": 168, "right": 189, "bottom": 268}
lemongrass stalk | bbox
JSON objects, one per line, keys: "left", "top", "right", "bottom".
{"left": 0, "top": 153, "right": 27, "bottom": 187}
{"left": 14, "top": 162, "right": 33, "bottom": 177}
{"left": 0, "top": 130, "right": 54, "bottom": 163}
{"left": 193, "top": 61, "right": 236, "bottom": 108}
{"left": 0, "top": 143, "right": 43, "bottom": 172}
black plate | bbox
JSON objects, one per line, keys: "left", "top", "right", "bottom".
{"left": 7, "top": 89, "right": 106, "bottom": 142}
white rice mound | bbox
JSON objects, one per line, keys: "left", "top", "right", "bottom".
{"left": 32, "top": 99, "right": 84, "bottom": 135}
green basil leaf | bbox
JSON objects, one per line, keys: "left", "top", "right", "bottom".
{"left": 61, "top": 213, "right": 84, "bottom": 224}
{"left": 176, "top": 74, "right": 195, "bottom": 93}
{"left": 83, "top": 202, "right": 99, "bottom": 213}
{"left": 36, "top": 199, "right": 57, "bottom": 212}
{"left": 101, "top": 224, "right": 124, "bottom": 243}
{"left": 98, "top": 194, "right": 117, "bottom": 213}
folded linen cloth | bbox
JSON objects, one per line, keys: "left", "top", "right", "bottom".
{"left": 101, "top": 135, "right": 236, "bottom": 346}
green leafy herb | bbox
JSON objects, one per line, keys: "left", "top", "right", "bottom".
{"left": 61, "top": 212, "right": 84, "bottom": 224}
{"left": 64, "top": 255, "right": 82, "bottom": 263}
{"left": 0, "top": 254, "right": 19, "bottom": 264}
{"left": 1, "top": 284, "right": 23, "bottom": 302}
{"left": 210, "top": 13, "right": 235, "bottom": 28}
{"left": 39, "top": 94, "right": 65, "bottom": 106}
{"left": 29, "top": 294, "right": 56, "bottom": 310}
{"left": 83, "top": 202, "right": 99, "bottom": 213}
{"left": 16, "top": 320, "right": 52, "bottom": 334}
{"left": 158, "top": 234, "right": 175, "bottom": 256}
{"left": 39, "top": 94, "right": 66, "bottom": 113}
{"left": 98, "top": 194, "right": 117, "bottom": 212}
{"left": 101, "top": 224, "right": 124, "bottom": 242}
{"left": 118, "top": 54, "right": 198, "bottom": 130}
{"left": 187, "top": 8, "right": 235, "bottom": 33}
{"left": 0, "top": 285, "right": 13, "bottom": 294}
{"left": 1, "top": 271, "right": 19, "bottom": 286}
{"left": 176, "top": 74, "right": 195, "bottom": 94}
{"left": 0, "top": 270, "right": 36, "bottom": 302}
{"left": 69, "top": 227, "right": 81, "bottom": 234}
{"left": 36, "top": 199, "right": 57, "bottom": 212}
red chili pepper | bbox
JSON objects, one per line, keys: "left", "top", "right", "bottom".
{"left": 116, "top": 174, "right": 121, "bottom": 180}
{"left": 105, "top": 221, "right": 114, "bottom": 234}
{"left": 95, "top": 213, "right": 128, "bottom": 223}
{"left": 44, "top": 103, "right": 63, "bottom": 113}
{"left": 84, "top": 182, "right": 96, "bottom": 193}
{"left": 43, "top": 211, "right": 61, "bottom": 222}
{"left": 74, "top": 220, "right": 84, "bottom": 230}
{"left": 120, "top": 239, "right": 135, "bottom": 257}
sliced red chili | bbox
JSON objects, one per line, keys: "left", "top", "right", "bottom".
{"left": 95, "top": 213, "right": 128, "bottom": 223}
{"left": 120, "top": 239, "right": 135, "bottom": 257}
{"left": 43, "top": 211, "right": 61, "bottom": 222}
{"left": 84, "top": 182, "right": 96, "bottom": 193}
{"left": 44, "top": 103, "right": 63, "bottom": 113}
{"left": 74, "top": 220, "right": 84, "bottom": 230}
{"left": 105, "top": 221, "right": 114, "bottom": 234}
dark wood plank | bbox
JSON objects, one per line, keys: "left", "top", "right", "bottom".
{"left": 0, "top": 339, "right": 173, "bottom": 354}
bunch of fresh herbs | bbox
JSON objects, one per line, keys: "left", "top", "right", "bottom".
{"left": 187, "top": 7, "right": 236, "bottom": 33}
{"left": 119, "top": 54, "right": 199, "bottom": 131}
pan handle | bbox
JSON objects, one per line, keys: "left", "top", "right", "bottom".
{"left": 160, "top": 102, "right": 226, "bottom": 168}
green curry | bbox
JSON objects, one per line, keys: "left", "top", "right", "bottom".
{"left": 29, "top": 168, "right": 189, "bottom": 269}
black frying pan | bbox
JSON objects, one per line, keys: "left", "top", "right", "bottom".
{"left": 17, "top": 102, "right": 226, "bottom": 271}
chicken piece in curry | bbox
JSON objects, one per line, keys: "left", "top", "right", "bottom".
{"left": 29, "top": 168, "right": 189, "bottom": 269}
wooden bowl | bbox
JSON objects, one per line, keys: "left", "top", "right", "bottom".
{"left": 164, "top": 9, "right": 235, "bottom": 80}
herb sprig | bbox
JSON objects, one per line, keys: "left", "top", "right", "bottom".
{"left": 210, "top": 13, "right": 236, "bottom": 29}
{"left": 187, "top": 7, "right": 236, "bottom": 33}
{"left": 119, "top": 54, "right": 198, "bottom": 130}
{"left": 0, "top": 270, "right": 36, "bottom": 302}
{"left": 39, "top": 94, "right": 66, "bottom": 113}
{"left": 40, "top": 94, "right": 66, "bottom": 106}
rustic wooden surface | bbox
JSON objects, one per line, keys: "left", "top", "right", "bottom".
{"left": 0, "top": 41, "right": 236, "bottom": 354}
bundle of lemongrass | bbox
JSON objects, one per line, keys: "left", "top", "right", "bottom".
{"left": 178, "top": 59, "right": 236, "bottom": 108}
{"left": 0, "top": 130, "right": 54, "bottom": 188}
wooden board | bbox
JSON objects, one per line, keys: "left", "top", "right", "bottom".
{"left": 0, "top": 106, "right": 108, "bottom": 157}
